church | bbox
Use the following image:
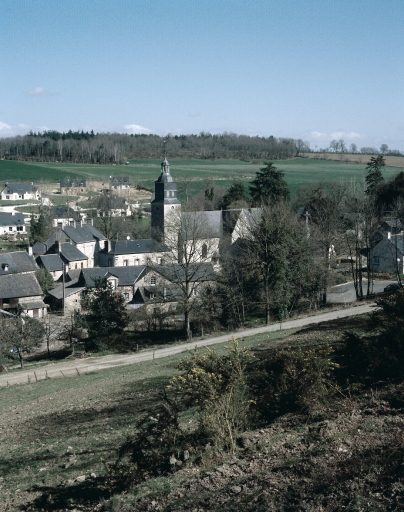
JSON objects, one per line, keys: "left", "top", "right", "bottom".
{"left": 149, "top": 156, "right": 261, "bottom": 265}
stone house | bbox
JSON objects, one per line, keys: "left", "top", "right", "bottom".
{"left": 100, "top": 238, "right": 168, "bottom": 267}
{"left": 60, "top": 179, "right": 87, "bottom": 195}
{"left": 0, "top": 273, "right": 47, "bottom": 318}
{"left": 110, "top": 176, "right": 130, "bottom": 191}
{"left": 0, "top": 250, "right": 38, "bottom": 276}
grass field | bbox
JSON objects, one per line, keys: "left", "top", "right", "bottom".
{"left": 1, "top": 157, "right": 403, "bottom": 200}
{"left": 0, "top": 327, "right": 295, "bottom": 511}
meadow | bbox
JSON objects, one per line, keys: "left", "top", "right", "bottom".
{"left": 1, "top": 156, "right": 403, "bottom": 200}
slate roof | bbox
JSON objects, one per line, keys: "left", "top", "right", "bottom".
{"left": 387, "top": 235, "right": 404, "bottom": 254}
{"left": 44, "top": 224, "right": 106, "bottom": 248}
{"left": 132, "top": 285, "right": 181, "bottom": 305}
{"left": 47, "top": 278, "right": 84, "bottom": 300}
{"left": 108, "top": 239, "right": 168, "bottom": 255}
{"left": 37, "top": 255, "right": 64, "bottom": 272}
{"left": 0, "top": 273, "right": 42, "bottom": 299}
{"left": 3, "top": 183, "right": 37, "bottom": 194}
{"left": 0, "top": 212, "right": 25, "bottom": 226}
{"left": 153, "top": 263, "right": 216, "bottom": 283}
{"left": 50, "top": 207, "right": 82, "bottom": 221}
{"left": 20, "top": 300, "right": 47, "bottom": 310}
{"left": 382, "top": 220, "right": 403, "bottom": 230}
{"left": 80, "top": 266, "right": 146, "bottom": 287}
{"left": 60, "top": 243, "right": 88, "bottom": 262}
{"left": 32, "top": 242, "right": 46, "bottom": 256}
{"left": 181, "top": 208, "right": 261, "bottom": 239}
{"left": 0, "top": 251, "right": 38, "bottom": 276}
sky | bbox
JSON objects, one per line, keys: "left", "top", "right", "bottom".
{"left": 1, "top": 0, "right": 404, "bottom": 150}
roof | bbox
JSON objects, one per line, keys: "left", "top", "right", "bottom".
{"left": 80, "top": 266, "right": 146, "bottom": 287}
{"left": 382, "top": 220, "right": 403, "bottom": 230}
{"left": 109, "top": 238, "right": 168, "bottom": 255}
{"left": 153, "top": 263, "right": 216, "bottom": 283}
{"left": 50, "top": 207, "right": 82, "bottom": 221}
{"left": 37, "top": 254, "right": 64, "bottom": 272}
{"left": 60, "top": 243, "right": 88, "bottom": 262}
{"left": 0, "top": 212, "right": 25, "bottom": 227}
{"left": 44, "top": 224, "right": 106, "bottom": 247}
{"left": 0, "top": 251, "right": 38, "bottom": 276}
{"left": 3, "top": 183, "right": 37, "bottom": 194}
{"left": 33, "top": 242, "right": 46, "bottom": 256}
{"left": 0, "top": 273, "right": 42, "bottom": 299}
{"left": 20, "top": 300, "right": 47, "bottom": 310}
{"left": 132, "top": 285, "right": 181, "bottom": 305}
{"left": 60, "top": 179, "right": 86, "bottom": 187}
{"left": 98, "top": 196, "right": 127, "bottom": 210}
{"left": 387, "top": 235, "right": 404, "bottom": 255}
{"left": 48, "top": 278, "right": 84, "bottom": 300}
{"left": 110, "top": 176, "right": 129, "bottom": 185}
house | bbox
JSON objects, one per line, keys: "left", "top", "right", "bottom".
{"left": 97, "top": 196, "right": 132, "bottom": 217}
{"left": 36, "top": 254, "right": 64, "bottom": 280}
{"left": 0, "top": 212, "right": 26, "bottom": 235}
{"left": 370, "top": 234, "right": 404, "bottom": 274}
{"left": 47, "top": 265, "right": 146, "bottom": 313}
{"left": 99, "top": 238, "right": 168, "bottom": 267}
{"left": 0, "top": 273, "right": 47, "bottom": 318}
{"left": 60, "top": 179, "right": 86, "bottom": 195}
{"left": 49, "top": 207, "right": 86, "bottom": 228}
{"left": 43, "top": 222, "right": 107, "bottom": 267}
{"left": 0, "top": 250, "right": 38, "bottom": 276}
{"left": 110, "top": 176, "right": 130, "bottom": 191}
{"left": 1, "top": 182, "right": 40, "bottom": 201}
{"left": 132, "top": 262, "right": 216, "bottom": 312}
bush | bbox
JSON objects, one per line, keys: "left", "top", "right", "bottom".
{"left": 250, "top": 345, "right": 338, "bottom": 421}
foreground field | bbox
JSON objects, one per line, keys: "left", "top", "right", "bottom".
{"left": 0, "top": 157, "right": 402, "bottom": 200}
{"left": 1, "top": 309, "right": 399, "bottom": 512}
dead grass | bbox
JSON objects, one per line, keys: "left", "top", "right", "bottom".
{"left": 301, "top": 152, "right": 404, "bottom": 167}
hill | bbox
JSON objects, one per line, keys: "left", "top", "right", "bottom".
{"left": 1, "top": 311, "right": 403, "bottom": 511}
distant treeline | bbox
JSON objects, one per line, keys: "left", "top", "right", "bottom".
{"left": 0, "top": 131, "right": 310, "bottom": 164}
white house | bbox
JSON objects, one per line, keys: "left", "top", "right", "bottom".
{"left": 0, "top": 212, "right": 26, "bottom": 235}
{"left": 1, "top": 182, "right": 40, "bottom": 201}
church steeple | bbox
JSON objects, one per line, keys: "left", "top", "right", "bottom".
{"left": 151, "top": 153, "right": 181, "bottom": 243}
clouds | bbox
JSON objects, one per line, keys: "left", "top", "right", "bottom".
{"left": 0, "top": 122, "right": 12, "bottom": 135}
{"left": 124, "top": 124, "right": 152, "bottom": 134}
{"left": 26, "top": 87, "right": 54, "bottom": 97}
{"left": 330, "top": 131, "right": 363, "bottom": 140}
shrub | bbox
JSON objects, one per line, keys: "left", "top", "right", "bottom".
{"left": 250, "top": 345, "right": 338, "bottom": 421}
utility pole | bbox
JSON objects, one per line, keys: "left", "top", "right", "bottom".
{"left": 62, "top": 263, "right": 66, "bottom": 316}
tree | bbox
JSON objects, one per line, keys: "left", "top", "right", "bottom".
{"left": 296, "top": 182, "right": 346, "bottom": 304}
{"left": 380, "top": 144, "right": 389, "bottom": 155}
{"left": 220, "top": 180, "right": 248, "bottom": 210}
{"left": 365, "top": 155, "right": 385, "bottom": 194}
{"left": 153, "top": 207, "right": 218, "bottom": 338}
{"left": 0, "top": 315, "right": 44, "bottom": 369}
{"left": 249, "top": 162, "right": 289, "bottom": 206}
{"left": 80, "top": 276, "right": 128, "bottom": 348}
{"left": 35, "top": 268, "right": 54, "bottom": 296}
{"left": 235, "top": 202, "right": 315, "bottom": 324}
{"left": 30, "top": 212, "right": 48, "bottom": 243}
{"left": 349, "top": 143, "right": 358, "bottom": 154}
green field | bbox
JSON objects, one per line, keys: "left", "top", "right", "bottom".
{"left": 0, "top": 157, "right": 402, "bottom": 199}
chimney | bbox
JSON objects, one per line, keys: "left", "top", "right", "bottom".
{"left": 388, "top": 232, "right": 391, "bottom": 239}
{"left": 27, "top": 246, "right": 33, "bottom": 256}
{"left": 57, "top": 241, "right": 61, "bottom": 254}
{"left": 11, "top": 211, "right": 15, "bottom": 216}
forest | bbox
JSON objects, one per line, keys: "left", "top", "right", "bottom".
{"left": 0, "top": 131, "right": 310, "bottom": 164}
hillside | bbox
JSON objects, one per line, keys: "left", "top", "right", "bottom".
{"left": 1, "top": 312, "right": 403, "bottom": 511}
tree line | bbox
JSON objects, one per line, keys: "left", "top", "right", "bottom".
{"left": 0, "top": 131, "right": 310, "bottom": 164}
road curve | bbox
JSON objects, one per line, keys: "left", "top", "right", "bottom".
{"left": 0, "top": 303, "right": 376, "bottom": 388}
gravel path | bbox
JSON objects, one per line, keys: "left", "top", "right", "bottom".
{"left": 0, "top": 303, "right": 376, "bottom": 388}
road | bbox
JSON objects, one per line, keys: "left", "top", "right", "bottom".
{"left": 0, "top": 303, "right": 376, "bottom": 388}
{"left": 327, "top": 279, "right": 393, "bottom": 303}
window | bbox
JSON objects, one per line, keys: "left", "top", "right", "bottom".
{"left": 202, "top": 243, "right": 208, "bottom": 259}
{"left": 57, "top": 222, "right": 63, "bottom": 228}
{"left": 135, "top": 259, "right": 140, "bottom": 266}
{"left": 124, "top": 260, "right": 128, "bottom": 266}
{"left": 8, "top": 227, "right": 12, "bottom": 231}
{"left": 17, "top": 226, "right": 23, "bottom": 231}
{"left": 81, "top": 262, "right": 84, "bottom": 269}
{"left": 110, "top": 279, "right": 117, "bottom": 289}
{"left": 373, "top": 256, "right": 380, "bottom": 265}
{"left": 75, "top": 263, "right": 78, "bottom": 269}
{"left": 157, "top": 257, "right": 162, "bottom": 265}
{"left": 5, "top": 195, "right": 9, "bottom": 199}
{"left": 150, "top": 276, "right": 156, "bottom": 286}
{"left": 124, "top": 292, "right": 129, "bottom": 300}
{"left": 149, "top": 292, "right": 154, "bottom": 299}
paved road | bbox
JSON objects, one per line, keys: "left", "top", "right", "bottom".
{"left": 327, "top": 279, "right": 393, "bottom": 303}
{"left": 0, "top": 303, "right": 376, "bottom": 388}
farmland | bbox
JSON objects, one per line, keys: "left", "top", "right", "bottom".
{"left": 0, "top": 156, "right": 403, "bottom": 199}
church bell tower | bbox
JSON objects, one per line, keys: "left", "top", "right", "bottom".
{"left": 151, "top": 156, "right": 181, "bottom": 243}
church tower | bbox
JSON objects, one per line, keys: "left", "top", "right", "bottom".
{"left": 151, "top": 156, "right": 181, "bottom": 243}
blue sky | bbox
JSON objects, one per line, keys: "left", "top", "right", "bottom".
{"left": 1, "top": 0, "right": 404, "bottom": 150}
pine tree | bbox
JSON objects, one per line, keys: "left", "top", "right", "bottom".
{"left": 249, "top": 162, "right": 289, "bottom": 206}
{"left": 365, "top": 155, "right": 385, "bottom": 194}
